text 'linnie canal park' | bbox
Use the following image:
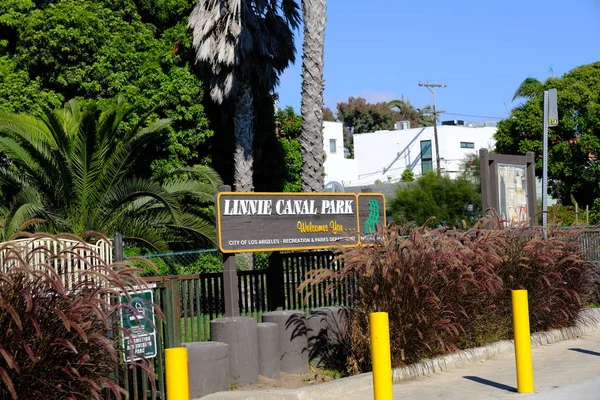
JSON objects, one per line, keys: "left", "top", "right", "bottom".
{"left": 216, "top": 192, "right": 386, "bottom": 252}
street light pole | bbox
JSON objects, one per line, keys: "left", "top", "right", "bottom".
{"left": 419, "top": 82, "right": 447, "bottom": 175}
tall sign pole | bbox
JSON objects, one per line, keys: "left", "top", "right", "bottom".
{"left": 419, "top": 82, "right": 446, "bottom": 175}
{"left": 543, "top": 88, "right": 558, "bottom": 236}
{"left": 542, "top": 91, "right": 549, "bottom": 232}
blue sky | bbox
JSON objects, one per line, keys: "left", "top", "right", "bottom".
{"left": 277, "top": 0, "right": 600, "bottom": 123}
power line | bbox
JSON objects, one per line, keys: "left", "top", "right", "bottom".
{"left": 441, "top": 112, "right": 504, "bottom": 120}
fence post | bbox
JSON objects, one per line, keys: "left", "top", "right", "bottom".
{"left": 223, "top": 253, "right": 240, "bottom": 317}
{"left": 267, "top": 252, "right": 285, "bottom": 311}
{"left": 114, "top": 232, "right": 124, "bottom": 262}
{"left": 164, "top": 278, "right": 182, "bottom": 347}
{"left": 218, "top": 185, "right": 240, "bottom": 317}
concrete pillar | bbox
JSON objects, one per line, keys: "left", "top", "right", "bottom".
{"left": 183, "top": 341, "right": 229, "bottom": 398}
{"left": 257, "top": 322, "right": 280, "bottom": 378}
{"left": 210, "top": 317, "right": 259, "bottom": 386}
{"left": 307, "top": 307, "right": 349, "bottom": 367}
{"left": 262, "top": 310, "right": 308, "bottom": 374}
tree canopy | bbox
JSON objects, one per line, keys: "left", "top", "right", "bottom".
{"left": 495, "top": 62, "right": 600, "bottom": 207}
{"left": 275, "top": 106, "right": 303, "bottom": 191}
{"left": 0, "top": 0, "right": 213, "bottom": 177}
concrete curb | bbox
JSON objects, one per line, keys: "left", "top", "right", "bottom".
{"left": 199, "top": 309, "right": 600, "bottom": 400}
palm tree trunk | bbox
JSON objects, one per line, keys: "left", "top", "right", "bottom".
{"left": 233, "top": 82, "right": 254, "bottom": 192}
{"left": 300, "top": 0, "right": 327, "bottom": 192}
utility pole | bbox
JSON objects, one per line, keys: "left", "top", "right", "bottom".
{"left": 419, "top": 82, "right": 447, "bottom": 175}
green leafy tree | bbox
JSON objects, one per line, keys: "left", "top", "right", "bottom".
{"left": 280, "top": 138, "right": 303, "bottom": 192}
{"left": 390, "top": 172, "right": 481, "bottom": 228}
{"left": 323, "top": 107, "right": 336, "bottom": 121}
{"left": 495, "top": 62, "right": 600, "bottom": 206}
{"left": 188, "top": 0, "right": 300, "bottom": 192}
{"left": 274, "top": 106, "right": 302, "bottom": 191}
{"left": 0, "top": 98, "right": 222, "bottom": 250}
{"left": 337, "top": 97, "right": 396, "bottom": 134}
{"left": 276, "top": 106, "right": 302, "bottom": 138}
{"left": 401, "top": 168, "right": 415, "bottom": 182}
{"left": 0, "top": 0, "right": 214, "bottom": 178}
{"left": 460, "top": 152, "right": 481, "bottom": 184}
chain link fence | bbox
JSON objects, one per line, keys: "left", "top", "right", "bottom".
{"left": 128, "top": 249, "right": 271, "bottom": 276}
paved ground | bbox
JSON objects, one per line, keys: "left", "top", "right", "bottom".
{"left": 343, "top": 329, "right": 600, "bottom": 400}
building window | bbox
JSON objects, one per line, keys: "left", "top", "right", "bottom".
{"left": 420, "top": 140, "right": 432, "bottom": 174}
{"left": 329, "top": 139, "right": 337, "bottom": 154}
{"left": 460, "top": 142, "right": 475, "bottom": 149}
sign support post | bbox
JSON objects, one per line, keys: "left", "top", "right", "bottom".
{"left": 543, "top": 88, "right": 558, "bottom": 238}
{"left": 542, "top": 91, "right": 549, "bottom": 235}
{"left": 219, "top": 185, "right": 240, "bottom": 317}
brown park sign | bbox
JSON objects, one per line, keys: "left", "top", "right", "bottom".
{"left": 216, "top": 192, "right": 386, "bottom": 253}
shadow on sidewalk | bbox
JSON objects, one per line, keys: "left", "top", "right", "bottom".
{"left": 463, "top": 376, "right": 517, "bottom": 392}
{"left": 568, "top": 348, "right": 600, "bottom": 357}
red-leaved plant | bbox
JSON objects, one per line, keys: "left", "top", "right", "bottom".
{"left": 0, "top": 233, "right": 159, "bottom": 399}
{"left": 300, "top": 218, "right": 596, "bottom": 374}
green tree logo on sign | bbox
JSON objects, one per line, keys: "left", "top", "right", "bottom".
{"left": 365, "top": 200, "right": 380, "bottom": 234}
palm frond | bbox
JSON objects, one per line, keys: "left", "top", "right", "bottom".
{"left": 102, "top": 178, "right": 181, "bottom": 222}
{"left": 512, "top": 77, "right": 544, "bottom": 101}
{"left": 164, "top": 212, "right": 217, "bottom": 244}
{"left": 161, "top": 180, "right": 217, "bottom": 203}
{"left": 2, "top": 188, "right": 47, "bottom": 239}
{"left": 156, "top": 166, "right": 223, "bottom": 187}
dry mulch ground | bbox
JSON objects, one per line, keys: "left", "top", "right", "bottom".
{"left": 233, "top": 367, "right": 342, "bottom": 391}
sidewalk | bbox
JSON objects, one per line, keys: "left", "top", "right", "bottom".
{"left": 345, "top": 328, "right": 600, "bottom": 400}
{"left": 202, "top": 311, "right": 600, "bottom": 400}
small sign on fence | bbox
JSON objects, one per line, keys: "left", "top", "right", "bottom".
{"left": 216, "top": 192, "right": 386, "bottom": 253}
{"left": 120, "top": 290, "right": 157, "bottom": 362}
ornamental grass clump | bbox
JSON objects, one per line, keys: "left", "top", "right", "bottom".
{"left": 0, "top": 233, "right": 158, "bottom": 400}
{"left": 496, "top": 227, "right": 597, "bottom": 332}
{"left": 301, "top": 220, "right": 597, "bottom": 375}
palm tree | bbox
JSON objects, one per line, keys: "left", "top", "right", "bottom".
{"left": 189, "top": 0, "right": 301, "bottom": 192}
{"left": 300, "top": 0, "right": 327, "bottom": 192}
{"left": 512, "top": 77, "right": 544, "bottom": 101}
{"left": 388, "top": 97, "right": 434, "bottom": 127}
{"left": 0, "top": 97, "right": 222, "bottom": 251}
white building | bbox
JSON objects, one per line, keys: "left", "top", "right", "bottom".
{"left": 346, "top": 122, "right": 496, "bottom": 186}
{"left": 321, "top": 120, "right": 554, "bottom": 204}
{"left": 322, "top": 121, "right": 358, "bottom": 185}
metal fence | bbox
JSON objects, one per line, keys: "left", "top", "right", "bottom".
{"left": 139, "top": 251, "right": 348, "bottom": 346}
{"left": 580, "top": 229, "right": 600, "bottom": 262}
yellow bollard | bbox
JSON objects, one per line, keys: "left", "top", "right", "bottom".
{"left": 370, "top": 312, "right": 393, "bottom": 400}
{"left": 512, "top": 290, "right": 534, "bottom": 393}
{"left": 165, "top": 347, "right": 190, "bottom": 400}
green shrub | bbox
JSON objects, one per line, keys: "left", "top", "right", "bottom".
{"left": 390, "top": 172, "right": 481, "bottom": 228}
{"left": 175, "top": 251, "right": 223, "bottom": 274}
{"left": 125, "top": 248, "right": 224, "bottom": 276}
{"left": 0, "top": 234, "right": 159, "bottom": 399}
{"left": 301, "top": 220, "right": 596, "bottom": 374}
